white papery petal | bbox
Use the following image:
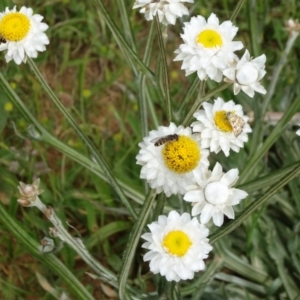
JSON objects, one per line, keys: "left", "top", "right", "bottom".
{"left": 212, "top": 210, "right": 224, "bottom": 227}
{"left": 133, "top": 0, "right": 193, "bottom": 25}
{"left": 142, "top": 211, "right": 212, "bottom": 282}
{"left": 220, "top": 169, "right": 239, "bottom": 186}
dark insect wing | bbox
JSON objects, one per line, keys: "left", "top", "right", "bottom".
{"left": 150, "top": 134, "right": 179, "bottom": 147}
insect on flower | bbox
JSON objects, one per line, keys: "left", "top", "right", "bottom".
{"left": 0, "top": 36, "right": 6, "bottom": 43}
{"left": 227, "top": 112, "right": 245, "bottom": 137}
{"left": 151, "top": 134, "right": 179, "bottom": 146}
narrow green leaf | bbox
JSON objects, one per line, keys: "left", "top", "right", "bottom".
{"left": 237, "top": 161, "right": 300, "bottom": 193}
{"left": 93, "top": 0, "right": 154, "bottom": 81}
{"left": 155, "top": 17, "right": 171, "bottom": 122}
{"left": 115, "top": 0, "right": 136, "bottom": 53}
{"left": 27, "top": 59, "right": 138, "bottom": 220}
{"left": 240, "top": 94, "right": 300, "bottom": 184}
{"left": 0, "top": 204, "right": 94, "bottom": 300}
{"left": 118, "top": 189, "right": 157, "bottom": 300}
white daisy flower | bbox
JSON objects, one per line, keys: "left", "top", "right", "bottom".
{"left": 174, "top": 13, "right": 243, "bottom": 82}
{"left": 136, "top": 123, "right": 210, "bottom": 197}
{"left": 0, "top": 6, "right": 49, "bottom": 64}
{"left": 184, "top": 162, "right": 248, "bottom": 227}
{"left": 223, "top": 50, "right": 267, "bottom": 98}
{"left": 133, "top": 0, "right": 193, "bottom": 26}
{"left": 191, "top": 97, "right": 251, "bottom": 157}
{"left": 296, "top": 125, "right": 300, "bottom": 136}
{"left": 142, "top": 210, "right": 212, "bottom": 282}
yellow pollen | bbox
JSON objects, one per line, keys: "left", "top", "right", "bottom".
{"left": 0, "top": 12, "right": 30, "bottom": 41}
{"left": 163, "top": 230, "right": 192, "bottom": 257}
{"left": 196, "top": 29, "right": 223, "bottom": 48}
{"left": 214, "top": 110, "right": 233, "bottom": 133}
{"left": 162, "top": 135, "right": 200, "bottom": 174}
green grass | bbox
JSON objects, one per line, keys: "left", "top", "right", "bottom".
{"left": 0, "top": 0, "right": 300, "bottom": 299}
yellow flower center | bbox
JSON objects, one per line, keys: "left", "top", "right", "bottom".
{"left": 196, "top": 29, "right": 223, "bottom": 48}
{"left": 162, "top": 135, "right": 200, "bottom": 174}
{"left": 214, "top": 110, "right": 233, "bottom": 133}
{"left": 0, "top": 12, "right": 31, "bottom": 41}
{"left": 163, "top": 230, "right": 192, "bottom": 257}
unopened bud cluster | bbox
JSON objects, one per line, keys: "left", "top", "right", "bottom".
{"left": 17, "top": 178, "right": 44, "bottom": 206}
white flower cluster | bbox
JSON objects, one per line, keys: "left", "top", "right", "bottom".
{"left": 174, "top": 13, "right": 267, "bottom": 97}
{"left": 135, "top": 8, "right": 262, "bottom": 282}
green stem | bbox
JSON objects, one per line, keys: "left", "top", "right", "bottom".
{"left": 239, "top": 93, "right": 300, "bottom": 184}
{"left": 118, "top": 189, "right": 157, "bottom": 300}
{"left": 116, "top": 0, "right": 136, "bottom": 52}
{"left": 0, "top": 204, "right": 94, "bottom": 300}
{"left": 210, "top": 163, "right": 300, "bottom": 243}
{"left": 138, "top": 21, "right": 155, "bottom": 138}
{"left": 93, "top": 0, "right": 154, "bottom": 81}
{"left": 155, "top": 16, "right": 171, "bottom": 122}
{"left": 230, "top": 0, "right": 246, "bottom": 21}
{"left": 174, "top": 76, "right": 199, "bottom": 122}
{"left": 34, "top": 197, "right": 117, "bottom": 285}
{"left": 182, "top": 82, "right": 231, "bottom": 126}
{"left": 27, "top": 58, "right": 137, "bottom": 220}
{"left": 248, "top": 0, "right": 260, "bottom": 57}
{"left": 261, "top": 31, "right": 299, "bottom": 116}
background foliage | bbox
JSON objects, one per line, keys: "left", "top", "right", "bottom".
{"left": 0, "top": 0, "right": 300, "bottom": 299}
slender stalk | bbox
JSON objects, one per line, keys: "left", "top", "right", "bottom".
{"left": 248, "top": 0, "right": 260, "bottom": 57}
{"left": 93, "top": 0, "right": 154, "bottom": 81}
{"left": 138, "top": 21, "right": 155, "bottom": 138}
{"left": 174, "top": 76, "right": 199, "bottom": 122}
{"left": 182, "top": 82, "right": 231, "bottom": 126}
{"left": 0, "top": 204, "right": 94, "bottom": 300}
{"left": 153, "top": 193, "right": 166, "bottom": 221}
{"left": 210, "top": 163, "right": 300, "bottom": 243}
{"left": 118, "top": 189, "right": 157, "bottom": 300}
{"left": 261, "top": 31, "right": 299, "bottom": 116}
{"left": 167, "top": 281, "right": 180, "bottom": 300}
{"left": 155, "top": 16, "right": 171, "bottom": 122}
{"left": 33, "top": 197, "right": 117, "bottom": 286}
{"left": 115, "top": 0, "right": 136, "bottom": 52}
{"left": 230, "top": 0, "right": 246, "bottom": 21}
{"left": 27, "top": 58, "right": 137, "bottom": 220}
{"left": 239, "top": 93, "right": 300, "bottom": 184}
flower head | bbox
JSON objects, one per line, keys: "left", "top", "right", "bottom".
{"left": 133, "top": 0, "right": 193, "bottom": 26}
{"left": 0, "top": 6, "right": 49, "bottom": 64}
{"left": 223, "top": 50, "right": 267, "bottom": 97}
{"left": 184, "top": 162, "right": 248, "bottom": 226}
{"left": 191, "top": 97, "right": 251, "bottom": 157}
{"left": 174, "top": 13, "right": 243, "bottom": 82}
{"left": 136, "top": 123, "right": 210, "bottom": 197}
{"left": 17, "top": 178, "right": 44, "bottom": 206}
{"left": 142, "top": 210, "right": 212, "bottom": 281}
{"left": 285, "top": 19, "right": 300, "bottom": 34}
